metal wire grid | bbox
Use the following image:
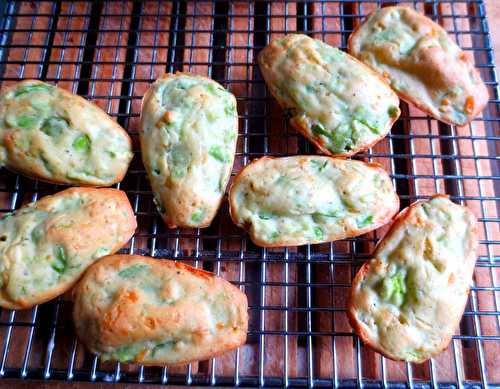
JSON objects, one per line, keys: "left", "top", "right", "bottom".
{"left": 0, "top": 0, "right": 497, "bottom": 387}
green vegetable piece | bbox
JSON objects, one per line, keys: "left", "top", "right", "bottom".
{"left": 16, "top": 114, "right": 38, "bottom": 129}
{"left": 354, "top": 118, "right": 379, "bottom": 134}
{"left": 342, "top": 197, "right": 356, "bottom": 211}
{"left": 354, "top": 106, "right": 380, "bottom": 134}
{"left": 356, "top": 215, "right": 373, "bottom": 228}
{"left": 224, "top": 130, "right": 237, "bottom": 143}
{"left": 113, "top": 345, "right": 138, "bottom": 363}
{"left": 404, "top": 351, "right": 422, "bottom": 361}
{"left": 224, "top": 102, "right": 236, "bottom": 116}
{"left": 329, "top": 124, "right": 354, "bottom": 153}
{"left": 118, "top": 263, "right": 149, "bottom": 279}
{"left": 437, "top": 234, "right": 446, "bottom": 242}
{"left": 152, "top": 341, "right": 174, "bottom": 357}
{"left": 93, "top": 247, "right": 109, "bottom": 259}
{"left": 314, "top": 209, "right": 342, "bottom": 218}
{"left": 31, "top": 225, "right": 44, "bottom": 243}
{"left": 311, "top": 159, "right": 328, "bottom": 172}
{"left": 171, "top": 167, "right": 185, "bottom": 179}
{"left": 206, "top": 83, "right": 226, "bottom": 97}
{"left": 209, "top": 145, "right": 230, "bottom": 162}
{"left": 41, "top": 117, "right": 68, "bottom": 138}
{"left": 311, "top": 122, "right": 330, "bottom": 138}
{"left": 72, "top": 134, "right": 91, "bottom": 153}
{"left": 388, "top": 105, "right": 400, "bottom": 118}
{"left": 191, "top": 209, "right": 204, "bottom": 223}
{"left": 379, "top": 270, "right": 407, "bottom": 306}
{"left": 438, "top": 208, "right": 452, "bottom": 221}
{"left": 421, "top": 203, "right": 431, "bottom": 217}
{"left": 305, "top": 84, "right": 316, "bottom": 93}
{"left": 51, "top": 246, "right": 67, "bottom": 274}
{"left": 378, "top": 278, "right": 392, "bottom": 301}
{"left": 258, "top": 211, "right": 274, "bottom": 220}
{"left": 270, "top": 231, "right": 280, "bottom": 240}
{"left": 313, "top": 226, "right": 324, "bottom": 240}
{"left": 14, "top": 83, "right": 52, "bottom": 98}
{"left": 170, "top": 144, "right": 190, "bottom": 179}
{"left": 206, "top": 110, "right": 219, "bottom": 122}
{"left": 40, "top": 153, "right": 54, "bottom": 173}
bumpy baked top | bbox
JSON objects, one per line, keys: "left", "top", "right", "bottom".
{"left": 349, "top": 6, "right": 488, "bottom": 125}
{"left": 140, "top": 73, "right": 238, "bottom": 228}
{"left": 73, "top": 255, "right": 248, "bottom": 365}
{"left": 0, "top": 188, "right": 136, "bottom": 309}
{"left": 229, "top": 156, "right": 399, "bottom": 247}
{"left": 0, "top": 80, "right": 133, "bottom": 185}
{"left": 348, "top": 196, "right": 477, "bottom": 362}
{"left": 258, "top": 34, "right": 400, "bottom": 156}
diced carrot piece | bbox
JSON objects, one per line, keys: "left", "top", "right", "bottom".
{"left": 163, "top": 111, "right": 175, "bottom": 123}
{"left": 135, "top": 350, "right": 148, "bottom": 362}
{"left": 464, "top": 96, "right": 475, "bottom": 114}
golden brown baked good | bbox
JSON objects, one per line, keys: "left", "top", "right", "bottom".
{"left": 348, "top": 195, "right": 478, "bottom": 363}
{"left": 0, "top": 80, "right": 133, "bottom": 185}
{"left": 140, "top": 72, "right": 238, "bottom": 228}
{"left": 0, "top": 188, "right": 136, "bottom": 309}
{"left": 348, "top": 6, "right": 488, "bottom": 125}
{"left": 258, "top": 34, "right": 400, "bottom": 156}
{"left": 229, "top": 156, "right": 399, "bottom": 247}
{"left": 73, "top": 255, "right": 248, "bottom": 365}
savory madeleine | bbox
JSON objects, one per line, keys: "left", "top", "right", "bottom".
{"left": 0, "top": 188, "right": 136, "bottom": 309}
{"left": 73, "top": 255, "right": 248, "bottom": 365}
{"left": 0, "top": 80, "right": 133, "bottom": 185}
{"left": 140, "top": 73, "right": 238, "bottom": 228}
{"left": 348, "top": 6, "right": 488, "bottom": 125}
{"left": 348, "top": 195, "right": 478, "bottom": 363}
{"left": 229, "top": 156, "right": 399, "bottom": 247}
{"left": 258, "top": 34, "right": 400, "bottom": 156}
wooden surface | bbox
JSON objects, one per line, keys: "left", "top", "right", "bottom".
{"left": 0, "top": 1, "right": 498, "bottom": 388}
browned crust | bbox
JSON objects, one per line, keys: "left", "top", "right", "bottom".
{"left": 0, "top": 188, "right": 137, "bottom": 310}
{"left": 0, "top": 80, "right": 133, "bottom": 186}
{"left": 139, "top": 71, "right": 238, "bottom": 229}
{"left": 347, "top": 194, "right": 479, "bottom": 363}
{"left": 72, "top": 254, "right": 248, "bottom": 366}
{"left": 257, "top": 35, "right": 400, "bottom": 158}
{"left": 228, "top": 155, "right": 400, "bottom": 248}
{"left": 347, "top": 6, "right": 488, "bottom": 127}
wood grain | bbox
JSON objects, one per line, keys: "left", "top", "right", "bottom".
{"left": 0, "top": 0, "right": 498, "bottom": 387}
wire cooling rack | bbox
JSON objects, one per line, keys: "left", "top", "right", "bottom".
{"left": 0, "top": 0, "right": 498, "bottom": 387}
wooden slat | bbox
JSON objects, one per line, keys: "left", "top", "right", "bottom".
{"left": 0, "top": 1, "right": 498, "bottom": 386}
{"left": 77, "top": 1, "right": 138, "bottom": 379}
{"left": 255, "top": 2, "right": 301, "bottom": 382}
{"left": 1, "top": 2, "right": 54, "bottom": 85}
{"left": 350, "top": 1, "right": 402, "bottom": 383}
{"left": 0, "top": 1, "right": 60, "bottom": 376}
{"left": 45, "top": 2, "right": 91, "bottom": 91}
{"left": 436, "top": 2, "right": 500, "bottom": 384}
{"left": 124, "top": 0, "right": 171, "bottom": 261}
{"left": 213, "top": 1, "right": 254, "bottom": 380}
{"left": 37, "top": 1, "right": 93, "bottom": 377}
{"left": 308, "top": 2, "right": 358, "bottom": 383}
